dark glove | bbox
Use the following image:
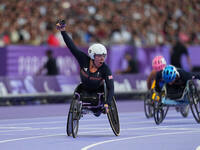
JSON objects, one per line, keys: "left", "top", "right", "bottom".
{"left": 56, "top": 20, "right": 66, "bottom": 30}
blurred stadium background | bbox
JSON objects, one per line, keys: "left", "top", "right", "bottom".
{"left": 0, "top": 0, "right": 200, "bottom": 106}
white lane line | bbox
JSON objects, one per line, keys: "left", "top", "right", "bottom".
{"left": 0, "top": 129, "right": 113, "bottom": 144}
{"left": 0, "top": 121, "right": 65, "bottom": 127}
{"left": 0, "top": 133, "right": 65, "bottom": 144}
{"left": 0, "top": 127, "right": 32, "bottom": 129}
{"left": 0, "top": 116, "right": 140, "bottom": 127}
{"left": 81, "top": 130, "right": 200, "bottom": 150}
{"left": 0, "top": 116, "right": 66, "bottom": 122}
{"left": 0, "top": 127, "right": 65, "bottom": 133}
{"left": 0, "top": 118, "right": 111, "bottom": 127}
{"left": 158, "top": 127, "right": 200, "bottom": 131}
{"left": 0, "top": 112, "right": 140, "bottom": 122}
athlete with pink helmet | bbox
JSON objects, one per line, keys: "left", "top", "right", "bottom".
{"left": 144, "top": 55, "right": 167, "bottom": 118}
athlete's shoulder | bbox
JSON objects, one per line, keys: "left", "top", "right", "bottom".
{"left": 176, "top": 68, "right": 186, "bottom": 75}
{"left": 148, "top": 70, "right": 157, "bottom": 79}
{"left": 81, "top": 53, "right": 90, "bottom": 62}
{"left": 176, "top": 68, "right": 183, "bottom": 71}
{"left": 101, "top": 63, "right": 111, "bottom": 70}
{"left": 100, "top": 63, "right": 112, "bottom": 74}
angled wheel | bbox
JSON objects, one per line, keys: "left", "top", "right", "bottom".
{"left": 153, "top": 101, "right": 164, "bottom": 125}
{"left": 71, "top": 99, "right": 81, "bottom": 138}
{"left": 144, "top": 91, "right": 154, "bottom": 118}
{"left": 180, "top": 105, "right": 189, "bottom": 118}
{"left": 107, "top": 97, "right": 120, "bottom": 136}
{"left": 66, "top": 98, "right": 75, "bottom": 136}
{"left": 188, "top": 80, "right": 200, "bottom": 123}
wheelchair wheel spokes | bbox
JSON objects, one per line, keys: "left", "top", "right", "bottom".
{"left": 66, "top": 111, "right": 72, "bottom": 136}
{"left": 188, "top": 80, "right": 200, "bottom": 123}
{"left": 180, "top": 105, "right": 190, "bottom": 118}
{"left": 144, "top": 93, "right": 154, "bottom": 118}
{"left": 107, "top": 97, "right": 120, "bottom": 136}
{"left": 153, "top": 102, "right": 164, "bottom": 125}
{"left": 189, "top": 96, "right": 200, "bottom": 123}
{"left": 71, "top": 100, "right": 80, "bottom": 138}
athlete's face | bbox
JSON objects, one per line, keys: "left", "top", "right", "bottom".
{"left": 94, "top": 54, "right": 106, "bottom": 68}
{"left": 168, "top": 77, "right": 177, "bottom": 85}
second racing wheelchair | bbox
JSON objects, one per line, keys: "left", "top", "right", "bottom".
{"left": 153, "top": 79, "right": 200, "bottom": 125}
{"left": 66, "top": 82, "right": 120, "bottom": 138}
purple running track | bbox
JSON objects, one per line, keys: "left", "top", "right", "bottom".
{"left": 0, "top": 100, "right": 200, "bottom": 150}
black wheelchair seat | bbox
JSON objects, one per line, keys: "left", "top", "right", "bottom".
{"left": 74, "top": 83, "right": 105, "bottom": 107}
{"left": 79, "top": 91, "right": 104, "bottom": 106}
{"left": 166, "top": 85, "right": 186, "bottom": 100}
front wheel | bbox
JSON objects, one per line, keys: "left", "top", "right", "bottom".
{"left": 107, "top": 97, "right": 120, "bottom": 136}
{"left": 153, "top": 101, "right": 164, "bottom": 125}
{"left": 66, "top": 99, "right": 74, "bottom": 136}
{"left": 144, "top": 92, "right": 154, "bottom": 118}
{"left": 71, "top": 100, "right": 81, "bottom": 138}
{"left": 66, "top": 99, "right": 81, "bottom": 138}
{"left": 163, "top": 106, "right": 169, "bottom": 119}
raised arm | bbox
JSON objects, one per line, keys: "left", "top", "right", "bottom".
{"left": 56, "top": 20, "right": 88, "bottom": 65}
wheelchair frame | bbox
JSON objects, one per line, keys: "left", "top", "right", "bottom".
{"left": 153, "top": 79, "right": 200, "bottom": 125}
{"left": 66, "top": 82, "right": 120, "bottom": 138}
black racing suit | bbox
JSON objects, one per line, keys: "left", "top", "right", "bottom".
{"left": 155, "top": 68, "right": 200, "bottom": 99}
{"left": 61, "top": 31, "right": 114, "bottom": 105}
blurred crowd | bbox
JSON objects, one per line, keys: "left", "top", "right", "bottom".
{"left": 0, "top": 0, "right": 200, "bottom": 47}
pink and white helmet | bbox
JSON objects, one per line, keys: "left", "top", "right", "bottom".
{"left": 152, "top": 56, "right": 167, "bottom": 71}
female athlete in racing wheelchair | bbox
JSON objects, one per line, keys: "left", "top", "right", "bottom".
{"left": 56, "top": 20, "right": 120, "bottom": 138}
{"left": 144, "top": 56, "right": 169, "bottom": 119}
{"left": 154, "top": 65, "right": 200, "bottom": 125}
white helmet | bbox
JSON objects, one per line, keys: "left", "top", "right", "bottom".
{"left": 88, "top": 43, "right": 107, "bottom": 59}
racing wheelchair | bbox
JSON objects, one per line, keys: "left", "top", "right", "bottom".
{"left": 66, "top": 82, "right": 120, "bottom": 138}
{"left": 144, "top": 80, "right": 169, "bottom": 119}
{"left": 153, "top": 79, "right": 200, "bottom": 125}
